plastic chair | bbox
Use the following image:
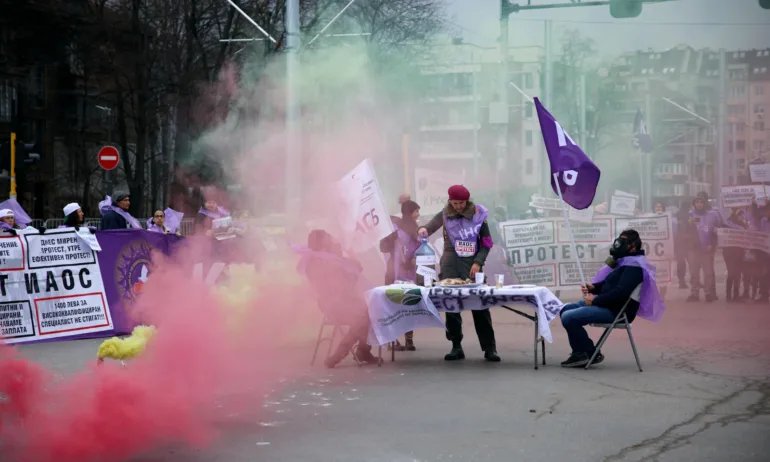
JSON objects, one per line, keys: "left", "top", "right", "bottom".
{"left": 309, "top": 310, "right": 383, "bottom": 367}
{"left": 585, "top": 284, "right": 643, "bottom": 372}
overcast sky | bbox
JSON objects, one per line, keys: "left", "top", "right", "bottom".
{"left": 444, "top": 0, "right": 770, "bottom": 57}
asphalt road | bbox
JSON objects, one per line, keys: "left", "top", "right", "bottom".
{"left": 9, "top": 287, "right": 770, "bottom": 462}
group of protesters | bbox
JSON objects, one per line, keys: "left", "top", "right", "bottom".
{"left": 667, "top": 191, "right": 770, "bottom": 304}
{"left": 0, "top": 187, "right": 238, "bottom": 238}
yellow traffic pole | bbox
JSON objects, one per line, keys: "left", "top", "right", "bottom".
{"left": 10, "top": 132, "right": 16, "bottom": 199}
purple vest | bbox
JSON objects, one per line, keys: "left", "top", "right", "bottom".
{"left": 688, "top": 208, "right": 721, "bottom": 247}
{"left": 392, "top": 223, "right": 420, "bottom": 281}
{"left": 592, "top": 255, "right": 665, "bottom": 323}
{"left": 443, "top": 204, "right": 489, "bottom": 249}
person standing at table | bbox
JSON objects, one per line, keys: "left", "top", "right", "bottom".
{"left": 418, "top": 185, "right": 500, "bottom": 362}
{"left": 380, "top": 198, "right": 422, "bottom": 351}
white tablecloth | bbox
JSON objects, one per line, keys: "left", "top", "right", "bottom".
{"left": 365, "top": 284, "right": 564, "bottom": 346}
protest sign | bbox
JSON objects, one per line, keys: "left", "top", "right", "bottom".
{"left": 499, "top": 213, "right": 673, "bottom": 289}
{"left": 614, "top": 190, "right": 639, "bottom": 199}
{"left": 337, "top": 159, "right": 395, "bottom": 252}
{"left": 569, "top": 206, "right": 594, "bottom": 223}
{"left": 610, "top": 195, "right": 636, "bottom": 216}
{"left": 414, "top": 168, "right": 465, "bottom": 215}
{"left": 749, "top": 164, "right": 770, "bottom": 183}
{"left": 529, "top": 194, "right": 562, "bottom": 211}
{"left": 1, "top": 230, "right": 112, "bottom": 344}
{"left": 717, "top": 228, "right": 770, "bottom": 253}
{"left": 77, "top": 228, "right": 102, "bottom": 251}
{"left": 721, "top": 185, "right": 767, "bottom": 208}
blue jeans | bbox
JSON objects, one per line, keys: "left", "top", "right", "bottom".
{"left": 560, "top": 301, "right": 616, "bottom": 354}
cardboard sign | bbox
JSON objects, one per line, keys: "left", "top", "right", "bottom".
{"left": 610, "top": 195, "right": 636, "bottom": 217}
{"left": 749, "top": 164, "right": 770, "bottom": 183}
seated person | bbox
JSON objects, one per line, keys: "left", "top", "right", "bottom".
{"left": 559, "top": 229, "right": 648, "bottom": 368}
{"left": 302, "top": 229, "right": 379, "bottom": 368}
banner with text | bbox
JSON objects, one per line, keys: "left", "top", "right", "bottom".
{"left": 716, "top": 228, "right": 770, "bottom": 253}
{"left": 499, "top": 213, "right": 673, "bottom": 289}
{"left": 0, "top": 229, "right": 112, "bottom": 344}
{"left": 721, "top": 184, "right": 768, "bottom": 208}
{"left": 337, "top": 159, "right": 395, "bottom": 252}
{"left": 2, "top": 230, "right": 260, "bottom": 345}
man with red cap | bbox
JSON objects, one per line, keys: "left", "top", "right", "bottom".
{"left": 418, "top": 185, "right": 500, "bottom": 362}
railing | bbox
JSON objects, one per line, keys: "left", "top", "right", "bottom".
{"left": 42, "top": 217, "right": 199, "bottom": 236}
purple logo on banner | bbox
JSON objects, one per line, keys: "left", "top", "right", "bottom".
{"left": 114, "top": 241, "right": 154, "bottom": 305}
{"left": 534, "top": 97, "right": 601, "bottom": 210}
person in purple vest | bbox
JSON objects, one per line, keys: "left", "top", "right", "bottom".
{"left": 560, "top": 229, "right": 664, "bottom": 368}
{"left": 380, "top": 199, "right": 422, "bottom": 351}
{"left": 418, "top": 184, "right": 499, "bottom": 362}
{"left": 748, "top": 200, "right": 770, "bottom": 303}
{"left": 686, "top": 195, "right": 721, "bottom": 302}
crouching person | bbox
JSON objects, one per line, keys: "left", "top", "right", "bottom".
{"left": 301, "top": 229, "right": 379, "bottom": 368}
{"left": 559, "top": 229, "right": 665, "bottom": 368}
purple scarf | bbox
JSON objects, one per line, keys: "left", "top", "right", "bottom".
{"left": 0, "top": 199, "right": 32, "bottom": 228}
{"left": 592, "top": 255, "right": 665, "bottom": 323}
{"left": 146, "top": 208, "right": 184, "bottom": 233}
{"left": 393, "top": 223, "right": 421, "bottom": 281}
{"left": 98, "top": 196, "right": 142, "bottom": 229}
{"left": 198, "top": 206, "right": 230, "bottom": 220}
{"left": 444, "top": 204, "right": 493, "bottom": 250}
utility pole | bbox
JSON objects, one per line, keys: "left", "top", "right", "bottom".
{"left": 286, "top": 0, "right": 301, "bottom": 224}
{"left": 9, "top": 132, "right": 16, "bottom": 200}
{"left": 472, "top": 51, "right": 479, "bottom": 178}
{"left": 644, "top": 93, "right": 652, "bottom": 210}
{"left": 499, "top": 3, "right": 510, "bottom": 203}
{"left": 718, "top": 48, "right": 726, "bottom": 191}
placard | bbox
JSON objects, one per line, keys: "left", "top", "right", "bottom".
{"left": 337, "top": 159, "right": 395, "bottom": 252}
{"left": 529, "top": 194, "right": 562, "bottom": 211}
{"left": 77, "top": 228, "right": 102, "bottom": 251}
{"left": 1, "top": 230, "right": 112, "bottom": 344}
{"left": 749, "top": 164, "right": 770, "bottom": 183}
{"left": 610, "top": 195, "right": 636, "bottom": 216}
{"left": 721, "top": 185, "right": 767, "bottom": 208}
{"left": 717, "top": 228, "right": 770, "bottom": 252}
{"left": 499, "top": 213, "right": 673, "bottom": 289}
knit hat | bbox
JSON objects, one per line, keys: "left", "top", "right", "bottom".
{"left": 447, "top": 185, "right": 470, "bottom": 201}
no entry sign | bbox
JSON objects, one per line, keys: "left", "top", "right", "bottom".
{"left": 98, "top": 146, "right": 120, "bottom": 171}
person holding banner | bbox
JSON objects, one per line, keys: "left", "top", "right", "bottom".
{"left": 100, "top": 193, "right": 143, "bottom": 230}
{"left": 559, "top": 229, "right": 664, "bottom": 368}
{"left": 147, "top": 209, "right": 183, "bottom": 236}
{"left": 418, "top": 185, "right": 500, "bottom": 362}
{"left": 722, "top": 209, "right": 750, "bottom": 303}
{"left": 686, "top": 196, "right": 721, "bottom": 303}
{"left": 59, "top": 203, "right": 95, "bottom": 234}
{"left": 380, "top": 199, "right": 422, "bottom": 351}
{"left": 748, "top": 200, "right": 770, "bottom": 303}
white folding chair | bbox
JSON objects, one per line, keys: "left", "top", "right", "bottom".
{"left": 585, "top": 284, "right": 643, "bottom": 371}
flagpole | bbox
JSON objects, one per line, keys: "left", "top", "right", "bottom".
{"left": 552, "top": 172, "right": 587, "bottom": 286}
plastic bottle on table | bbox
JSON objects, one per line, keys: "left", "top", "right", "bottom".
{"left": 414, "top": 237, "right": 437, "bottom": 287}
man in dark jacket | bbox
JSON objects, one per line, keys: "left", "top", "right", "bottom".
{"left": 559, "top": 230, "right": 645, "bottom": 368}
{"left": 101, "top": 193, "right": 132, "bottom": 230}
{"left": 418, "top": 184, "right": 499, "bottom": 362}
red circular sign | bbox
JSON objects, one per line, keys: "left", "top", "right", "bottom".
{"left": 98, "top": 146, "right": 120, "bottom": 171}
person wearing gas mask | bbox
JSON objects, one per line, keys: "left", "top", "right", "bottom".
{"left": 559, "top": 230, "right": 650, "bottom": 368}
{"left": 686, "top": 195, "right": 721, "bottom": 302}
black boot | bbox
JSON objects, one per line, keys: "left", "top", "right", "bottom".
{"left": 444, "top": 342, "right": 465, "bottom": 361}
{"left": 404, "top": 331, "right": 416, "bottom": 351}
{"left": 484, "top": 349, "right": 501, "bottom": 362}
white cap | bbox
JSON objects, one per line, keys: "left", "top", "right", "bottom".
{"left": 63, "top": 203, "right": 81, "bottom": 217}
{"left": 0, "top": 209, "right": 13, "bottom": 219}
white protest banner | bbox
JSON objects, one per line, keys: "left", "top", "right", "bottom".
{"left": 1, "top": 230, "right": 112, "bottom": 344}
{"left": 610, "top": 195, "right": 636, "bottom": 216}
{"left": 337, "top": 159, "right": 395, "bottom": 252}
{"left": 721, "top": 185, "right": 767, "bottom": 208}
{"left": 416, "top": 265, "right": 437, "bottom": 283}
{"left": 749, "top": 164, "right": 770, "bottom": 183}
{"left": 76, "top": 228, "right": 102, "bottom": 251}
{"left": 717, "top": 228, "right": 770, "bottom": 253}
{"left": 414, "top": 168, "right": 465, "bottom": 215}
{"left": 500, "top": 213, "right": 673, "bottom": 289}
{"left": 568, "top": 206, "right": 594, "bottom": 223}
{"left": 614, "top": 190, "right": 639, "bottom": 199}
{"left": 529, "top": 194, "right": 562, "bottom": 211}
{"left": 614, "top": 214, "right": 674, "bottom": 283}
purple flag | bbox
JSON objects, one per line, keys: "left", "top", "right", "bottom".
{"left": 534, "top": 97, "right": 601, "bottom": 210}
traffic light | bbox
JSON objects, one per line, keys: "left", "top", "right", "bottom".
{"left": 610, "top": 0, "right": 643, "bottom": 18}
{"left": 761, "top": 0, "right": 770, "bottom": 10}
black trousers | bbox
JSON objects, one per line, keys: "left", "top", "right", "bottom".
{"left": 439, "top": 253, "right": 497, "bottom": 351}
{"left": 445, "top": 310, "right": 496, "bottom": 351}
